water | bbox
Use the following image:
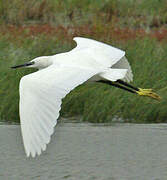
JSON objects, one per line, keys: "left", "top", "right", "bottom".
{"left": 0, "top": 122, "right": 167, "bottom": 180}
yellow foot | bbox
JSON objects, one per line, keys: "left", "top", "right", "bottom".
{"left": 137, "top": 88, "right": 161, "bottom": 101}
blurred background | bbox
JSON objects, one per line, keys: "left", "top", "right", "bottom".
{"left": 0, "top": 0, "right": 167, "bottom": 123}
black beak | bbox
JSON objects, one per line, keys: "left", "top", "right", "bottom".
{"left": 11, "top": 62, "right": 34, "bottom": 69}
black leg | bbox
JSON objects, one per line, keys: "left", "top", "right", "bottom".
{"left": 97, "top": 79, "right": 161, "bottom": 101}
{"left": 117, "top": 80, "right": 139, "bottom": 91}
{"left": 97, "top": 80, "right": 137, "bottom": 94}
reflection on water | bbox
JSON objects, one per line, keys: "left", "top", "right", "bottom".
{"left": 0, "top": 122, "right": 167, "bottom": 180}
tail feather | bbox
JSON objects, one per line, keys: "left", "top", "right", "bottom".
{"left": 99, "top": 69, "right": 128, "bottom": 82}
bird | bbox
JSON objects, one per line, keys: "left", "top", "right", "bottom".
{"left": 11, "top": 37, "right": 161, "bottom": 157}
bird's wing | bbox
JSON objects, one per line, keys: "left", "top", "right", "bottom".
{"left": 72, "top": 37, "right": 133, "bottom": 82}
{"left": 19, "top": 65, "right": 102, "bottom": 157}
{"left": 72, "top": 37, "right": 125, "bottom": 67}
{"left": 111, "top": 56, "right": 133, "bottom": 82}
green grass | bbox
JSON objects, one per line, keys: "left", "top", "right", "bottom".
{"left": 0, "top": 34, "right": 166, "bottom": 123}
{"left": 62, "top": 38, "right": 167, "bottom": 123}
{"left": 0, "top": 0, "right": 167, "bottom": 123}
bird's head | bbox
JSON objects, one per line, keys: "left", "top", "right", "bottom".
{"left": 11, "top": 56, "right": 53, "bottom": 70}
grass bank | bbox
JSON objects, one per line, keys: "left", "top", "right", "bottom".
{"left": 0, "top": 30, "right": 166, "bottom": 123}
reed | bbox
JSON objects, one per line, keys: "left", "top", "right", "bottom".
{"left": 0, "top": 0, "right": 167, "bottom": 123}
{"left": 0, "top": 0, "right": 167, "bottom": 28}
{"left": 0, "top": 33, "right": 166, "bottom": 123}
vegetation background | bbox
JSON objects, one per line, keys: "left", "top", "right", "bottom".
{"left": 0, "top": 0, "right": 167, "bottom": 123}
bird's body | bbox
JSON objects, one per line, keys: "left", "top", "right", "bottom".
{"left": 11, "top": 37, "right": 160, "bottom": 157}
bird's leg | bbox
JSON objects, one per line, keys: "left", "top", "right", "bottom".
{"left": 116, "top": 80, "right": 139, "bottom": 91}
{"left": 117, "top": 80, "right": 161, "bottom": 101}
{"left": 97, "top": 80, "right": 161, "bottom": 101}
{"left": 97, "top": 80, "right": 136, "bottom": 94}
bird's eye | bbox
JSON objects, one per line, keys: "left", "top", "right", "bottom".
{"left": 31, "top": 61, "right": 35, "bottom": 65}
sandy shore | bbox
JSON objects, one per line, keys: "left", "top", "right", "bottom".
{"left": 0, "top": 122, "right": 167, "bottom": 180}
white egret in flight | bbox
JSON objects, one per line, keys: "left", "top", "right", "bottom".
{"left": 11, "top": 37, "right": 161, "bottom": 157}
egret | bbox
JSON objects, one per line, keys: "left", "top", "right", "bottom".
{"left": 11, "top": 37, "right": 161, "bottom": 157}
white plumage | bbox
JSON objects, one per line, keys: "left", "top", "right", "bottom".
{"left": 15, "top": 37, "right": 133, "bottom": 157}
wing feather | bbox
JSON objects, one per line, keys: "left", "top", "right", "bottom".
{"left": 72, "top": 37, "right": 125, "bottom": 67}
{"left": 72, "top": 37, "right": 133, "bottom": 82}
{"left": 19, "top": 65, "right": 102, "bottom": 157}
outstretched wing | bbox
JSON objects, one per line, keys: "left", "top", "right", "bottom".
{"left": 19, "top": 65, "right": 102, "bottom": 157}
{"left": 72, "top": 37, "right": 133, "bottom": 82}
{"left": 72, "top": 37, "right": 125, "bottom": 67}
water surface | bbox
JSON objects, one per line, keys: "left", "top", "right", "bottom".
{"left": 0, "top": 122, "right": 167, "bottom": 180}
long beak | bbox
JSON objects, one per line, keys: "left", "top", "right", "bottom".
{"left": 11, "top": 62, "right": 34, "bottom": 69}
